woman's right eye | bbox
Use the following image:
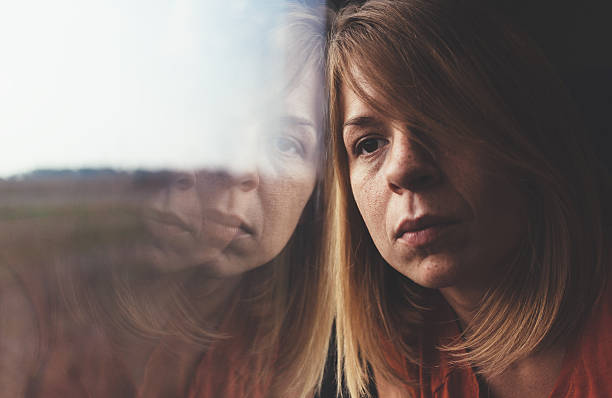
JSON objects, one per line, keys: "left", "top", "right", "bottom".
{"left": 355, "top": 137, "right": 387, "bottom": 156}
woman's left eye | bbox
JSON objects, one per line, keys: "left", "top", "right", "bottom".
{"left": 273, "top": 136, "right": 304, "bottom": 157}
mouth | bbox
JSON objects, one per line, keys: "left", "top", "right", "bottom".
{"left": 394, "top": 215, "right": 461, "bottom": 246}
{"left": 144, "top": 209, "right": 253, "bottom": 241}
{"left": 203, "top": 210, "right": 254, "bottom": 238}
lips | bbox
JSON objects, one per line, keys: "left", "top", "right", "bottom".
{"left": 144, "top": 208, "right": 253, "bottom": 240}
{"left": 203, "top": 210, "right": 254, "bottom": 237}
{"left": 394, "top": 215, "right": 461, "bottom": 246}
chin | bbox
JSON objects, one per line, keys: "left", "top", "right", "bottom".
{"left": 204, "top": 265, "right": 272, "bottom": 281}
{"left": 396, "top": 254, "right": 464, "bottom": 290}
{"left": 197, "top": 253, "right": 266, "bottom": 279}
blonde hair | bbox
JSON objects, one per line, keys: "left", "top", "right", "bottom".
{"left": 327, "top": 1, "right": 610, "bottom": 396}
{"left": 52, "top": 3, "right": 334, "bottom": 397}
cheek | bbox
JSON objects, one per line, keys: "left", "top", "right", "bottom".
{"left": 446, "top": 158, "right": 527, "bottom": 269}
{"left": 349, "top": 166, "right": 388, "bottom": 241}
{"left": 258, "top": 173, "right": 317, "bottom": 256}
{"left": 148, "top": 186, "right": 199, "bottom": 214}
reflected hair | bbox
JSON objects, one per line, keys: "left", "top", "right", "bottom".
{"left": 327, "top": 0, "right": 610, "bottom": 396}
{"left": 56, "top": 3, "right": 334, "bottom": 398}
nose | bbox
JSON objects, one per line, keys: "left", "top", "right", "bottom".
{"left": 226, "top": 168, "right": 260, "bottom": 192}
{"left": 384, "top": 134, "right": 441, "bottom": 194}
{"left": 167, "top": 166, "right": 260, "bottom": 196}
{"left": 195, "top": 167, "right": 260, "bottom": 193}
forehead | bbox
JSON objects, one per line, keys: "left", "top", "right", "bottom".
{"left": 339, "top": 66, "right": 381, "bottom": 115}
{"left": 285, "top": 67, "right": 324, "bottom": 130}
{"left": 341, "top": 81, "right": 371, "bottom": 116}
{"left": 340, "top": 79, "right": 400, "bottom": 135}
{"left": 338, "top": 62, "right": 402, "bottom": 122}
{"left": 338, "top": 78, "right": 463, "bottom": 158}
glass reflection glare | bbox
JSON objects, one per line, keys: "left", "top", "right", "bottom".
{"left": 0, "top": 0, "right": 298, "bottom": 176}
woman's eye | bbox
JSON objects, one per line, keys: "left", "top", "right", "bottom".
{"left": 273, "top": 136, "right": 304, "bottom": 157}
{"left": 355, "top": 137, "right": 387, "bottom": 156}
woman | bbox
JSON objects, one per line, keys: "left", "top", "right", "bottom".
{"left": 327, "top": 1, "right": 611, "bottom": 397}
{"left": 0, "top": 3, "right": 334, "bottom": 397}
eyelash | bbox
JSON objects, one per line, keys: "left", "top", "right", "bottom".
{"left": 354, "top": 135, "right": 388, "bottom": 157}
{"left": 273, "top": 135, "right": 306, "bottom": 158}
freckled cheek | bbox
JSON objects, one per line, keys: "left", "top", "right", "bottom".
{"left": 350, "top": 170, "right": 388, "bottom": 243}
{"left": 254, "top": 177, "right": 316, "bottom": 261}
{"left": 349, "top": 171, "right": 367, "bottom": 213}
{"left": 261, "top": 174, "right": 316, "bottom": 224}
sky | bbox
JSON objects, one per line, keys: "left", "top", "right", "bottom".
{"left": 0, "top": 0, "right": 291, "bottom": 177}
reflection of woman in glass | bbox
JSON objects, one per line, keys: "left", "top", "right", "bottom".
{"left": 327, "top": 1, "right": 611, "bottom": 397}
{"left": 1, "top": 4, "right": 333, "bottom": 398}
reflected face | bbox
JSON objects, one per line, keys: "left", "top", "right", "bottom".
{"left": 143, "top": 71, "right": 320, "bottom": 276}
{"left": 341, "top": 83, "right": 526, "bottom": 290}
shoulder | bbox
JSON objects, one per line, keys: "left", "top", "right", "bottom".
{"left": 32, "top": 325, "right": 136, "bottom": 397}
{"left": 552, "top": 275, "right": 612, "bottom": 396}
{"left": 573, "top": 275, "right": 612, "bottom": 360}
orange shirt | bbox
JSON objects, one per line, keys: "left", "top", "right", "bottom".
{"left": 380, "top": 285, "right": 612, "bottom": 398}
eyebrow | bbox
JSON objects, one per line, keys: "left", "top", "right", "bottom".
{"left": 281, "top": 115, "right": 318, "bottom": 144}
{"left": 281, "top": 115, "right": 316, "bottom": 128}
{"left": 342, "top": 115, "right": 381, "bottom": 129}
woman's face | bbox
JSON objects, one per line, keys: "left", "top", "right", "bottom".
{"left": 143, "top": 72, "right": 321, "bottom": 277}
{"left": 341, "top": 83, "right": 526, "bottom": 290}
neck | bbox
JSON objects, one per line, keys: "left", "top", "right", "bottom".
{"left": 438, "top": 284, "right": 487, "bottom": 328}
